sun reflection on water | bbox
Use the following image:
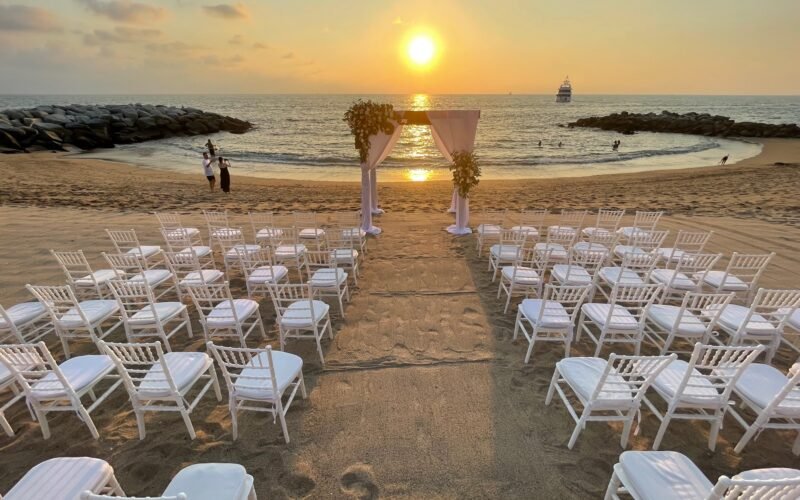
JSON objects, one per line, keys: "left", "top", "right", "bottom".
{"left": 406, "top": 168, "right": 433, "bottom": 182}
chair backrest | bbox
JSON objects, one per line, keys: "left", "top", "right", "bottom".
{"left": 262, "top": 226, "right": 301, "bottom": 248}
{"left": 546, "top": 226, "right": 576, "bottom": 247}
{"left": 99, "top": 341, "right": 179, "bottom": 400}
{"left": 327, "top": 226, "right": 357, "bottom": 250}
{"left": 673, "top": 230, "right": 714, "bottom": 254}
{"left": 710, "top": 469, "right": 800, "bottom": 499}
{"left": 163, "top": 250, "right": 205, "bottom": 282}
{"left": 235, "top": 246, "right": 276, "bottom": 277}
{"left": 556, "top": 209, "right": 587, "bottom": 228}
{"left": 516, "top": 209, "right": 548, "bottom": 231}
{"left": 106, "top": 279, "right": 159, "bottom": 323}
{"left": 333, "top": 211, "right": 360, "bottom": 228}
{"left": 305, "top": 249, "right": 337, "bottom": 276}
{"left": 676, "top": 291, "right": 734, "bottom": 334}
{"left": 671, "top": 343, "right": 764, "bottom": 408}
{"left": 0, "top": 304, "right": 25, "bottom": 342}
{"left": 160, "top": 227, "right": 194, "bottom": 252}
{"left": 0, "top": 342, "right": 80, "bottom": 401}
{"left": 185, "top": 281, "right": 239, "bottom": 324}
{"left": 154, "top": 212, "right": 183, "bottom": 230}
{"left": 591, "top": 353, "right": 676, "bottom": 405}
{"left": 563, "top": 248, "right": 607, "bottom": 280}
{"left": 619, "top": 251, "right": 659, "bottom": 279}
{"left": 478, "top": 209, "right": 507, "bottom": 226}
{"left": 207, "top": 342, "right": 279, "bottom": 401}
{"left": 609, "top": 283, "right": 663, "bottom": 326}
{"left": 51, "top": 249, "right": 95, "bottom": 287}
{"left": 593, "top": 208, "right": 625, "bottom": 230}
{"left": 583, "top": 228, "right": 619, "bottom": 249}
{"left": 629, "top": 229, "right": 669, "bottom": 252}
{"left": 106, "top": 229, "right": 142, "bottom": 254}
{"left": 214, "top": 227, "right": 247, "bottom": 252}
{"left": 631, "top": 211, "right": 663, "bottom": 230}
{"left": 203, "top": 209, "right": 230, "bottom": 227}
{"left": 719, "top": 252, "right": 775, "bottom": 291}
{"left": 293, "top": 211, "right": 318, "bottom": 228}
{"left": 542, "top": 283, "right": 592, "bottom": 323}
{"left": 102, "top": 252, "right": 147, "bottom": 280}
{"left": 735, "top": 288, "right": 800, "bottom": 335}
{"left": 268, "top": 283, "right": 316, "bottom": 322}
{"left": 25, "top": 284, "right": 90, "bottom": 330}
{"left": 672, "top": 253, "right": 722, "bottom": 283}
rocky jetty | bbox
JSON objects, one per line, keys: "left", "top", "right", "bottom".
{"left": 0, "top": 104, "right": 252, "bottom": 153}
{"left": 568, "top": 111, "right": 800, "bottom": 138}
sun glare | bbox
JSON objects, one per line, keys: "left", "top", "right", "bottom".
{"left": 407, "top": 168, "right": 433, "bottom": 182}
{"left": 407, "top": 35, "right": 435, "bottom": 67}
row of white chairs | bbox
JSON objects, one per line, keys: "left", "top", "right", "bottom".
{"left": 2, "top": 456, "right": 257, "bottom": 500}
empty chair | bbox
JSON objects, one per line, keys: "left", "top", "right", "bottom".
{"left": 546, "top": 353, "right": 675, "bottom": 449}
{"left": 656, "top": 229, "right": 714, "bottom": 267}
{"left": 0, "top": 299, "right": 52, "bottom": 345}
{"left": 578, "top": 283, "right": 663, "bottom": 356}
{"left": 327, "top": 227, "right": 361, "bottom": 285}
{"left": 581, "top": 208, "right": 625, "bottom": 238}
{"left": 1, "top": 356, "right": 26, "bottom": 437}
{"left": 204, "top": 209, "right": 242, "bottom": 240}
{"left": 155, "top": 212, "right": 202, "bottom": 242}
{"left": 305, "top": 250, "right": 350, "bottom": 318}
{"left": 3, "top": 457, "right": 125, "bottom": 499}
{"left": 644, "top": 291, "right": 733, "bottom": 354}
{"left": 80, "top": 462, "right": 256, "bottom": 500}
{"left": 475, "top": 209, "right": 507, "bottom": 257}
{"left": 710, "top": 288, "right": 800, "bottom": 362}
{"left": 513, "top": 284, "right": 592, "bottom": 363}
{"left": 0, "top": 342, "right": 122, "bottom": 439}
{"left": 547, "top": 209, "right": 588, "bottom": 241}
{"left": 293, "top": 211, "right": 326, "bottom": 248}
{"left": 616, "top": 210, "right": 663, "bottom": 242}
{"left": 727, "top": 361, "right": 800, "bottom": 455}
{"left": 106, "top": 229, "right": 163, "bottom": 269}
{"left": 783, "top": 309, "right": 800, "bottom": 354}
{"left": 612, "top": 229, "right": 669, "bottom": 261}
{"left": 333, "top": 211, "right": 368, "bottom": 255}
{"left": 510, "top": 208, "right": 548, "bottom": 240}
{"left": 185, "top": 281, "right": 266, "bottom": 348}
{"left": 649, "top": 252, "right": 721, "bottom": 303}
{"left": 698, "top": 252, "right": 774, "bottom": 303}
{"left": 214, "top": 227, "right": 261, "bottom": 276}
{"left": 208, "top": 342, "right": 306, "bottom": 443}
{"left": 261, "top": 226, "right": 308, "bottom": 281}
{"left": 160, "top": 227, "right": 214, "bottom": 267}
{"left": 572, "top": 227, "right": 618, "bottom": 260}
{"left": 26, "top": 284, "right": 123, "bottom": 358}
{"left": 100, "top": 341, "right": 221, "bottom": 440}
{"left": 595, "top": 252, "right": 660, "bottom": 302}
{"left": 51, "top": 249, "right": 123, "bottom": 299}
{"left": 643, "top": 343, "right": 763, "bottom": 451}
{"left": 498, "top": 245, "right": 555, "bottom": 314}
{"left": 103, "top": 252, "right": 178, "bottom": 301}
{"left": 534, "top": 226, "right": 575, "bottom": 264}
{"left": 249, "top": 211, "right": 283, "bottom": 245}
{"left": 269, "top": 283, "right": 332, "bottom": 364}
{"left": 236, "top": 246, "right": 289, "bottom": 299}
{"left": 488, "top": 229, "right": 528, "bottom": 282}
{"left": 551, "top": 247, "right": 607, "bottom": 294}
{"left": 107, "top": 279, "right": 192, "bottom": 351}
{"left": 163, "top": 250, "right": 225, "bottom": 293}
{"left": 604, "top": 450, "right": 800, "bottom": 500}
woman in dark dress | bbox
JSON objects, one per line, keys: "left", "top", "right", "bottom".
{"left": 218, "top": 157, "right": 231, "bottom": 193}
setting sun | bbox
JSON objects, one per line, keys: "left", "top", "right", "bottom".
{"left": 407, "top": 35, "right": 436, "bottom": 67}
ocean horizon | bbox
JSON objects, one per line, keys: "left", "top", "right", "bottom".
{"left": 3, "top": 93, "right": 798, "bottom": 182}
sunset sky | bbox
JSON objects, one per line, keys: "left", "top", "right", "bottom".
{"left": 0, "top": 0, "right": 798, "bottom": 95}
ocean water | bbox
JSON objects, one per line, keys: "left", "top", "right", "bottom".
{"left": 2, "top": 94, "right": 799, "bottom": 181}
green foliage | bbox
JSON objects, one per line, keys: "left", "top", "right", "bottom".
{"left": 449, "top": 150, "right": 480, "bottom": 198}
{"left": 343, "top": 100, "right": 396, "bottom": 163}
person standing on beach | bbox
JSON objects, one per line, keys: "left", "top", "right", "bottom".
{"left": 558, "top": 141, "right": 562, "bottom": 148}
{"left": 206, "top": 139, "right": 216, "bottom": 157}
{"left": 720, "top": 155, "right": 729, "bottom": 165}
{"left": 218, "top": 156, "right": 231, "bottom": 193}
{"left": 202, "top": 152, "right": 216, "bottom": 191}
{"left": 538, "top": 140, "right": 542, "bottom": 147}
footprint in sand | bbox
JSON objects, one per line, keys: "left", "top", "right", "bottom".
{"left": 340, "top": 463, "right": 380, "bottom": 500}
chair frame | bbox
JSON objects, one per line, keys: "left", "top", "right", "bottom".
{"left": 51, "top": 249, "right": 121, "bottom": 299}
{"left": 643, "top": 291, "right": 734, "bottom": 354}
{"left": 185, "top": 281, "right": 266, "bottom": 348}
{"left": 269, "top": 282, "right": 333, "bottom": 364}
{"left": 475, "top": 209, "right": 507, "bottom": 257}
{"left": 658, "top": 229, "right": 714, "bottom": 268}
{"left": 510, "top": 209, "right": 549, "bottom": 240}
{"left": 547, "top": 209, "right": 588, "bottom": 239}
{"left": 305, "top": 249, "right": 350, "bottom": 318}
{"left": 701, "top": 252, "right": 774, "bottom": 303}
{"left": 652, "top": 252, "right": 721, "bottom": 303}
{"left": 327, "top": 226, "right": 361, "bottom": 286}
{"left": 160, "top": 227, "right": 213, "bottom": 268}
{"left": 262, "top": 226, "right": 308, "bottom": 281}
{"left": 0, "top": 302, "right": 53, "bottom": 345}
{"left": 106, "top": 228, "right": 163, "bottom": 269}
{"left": 596, "top": 252, "right": 660, "bottom": 302}
{"left": 236, "top": 246, "right": 290, "bottom": 299}
{"left": 488, "top": 229, "right": 528, "bottom": 282}
{"left": 617, "top": 210, "right": 664, "bottom": 243}
{"left": 103, "top": 251, "right": 179, "bottom": 302}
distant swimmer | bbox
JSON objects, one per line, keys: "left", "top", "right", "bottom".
{"left": 719, "top": 155, "right": 729, "bottom": 165}
{"left": 206, "top": 139, "right": 216, "bottom": 157}
{"left": 538, "top": 140, "right": 542, "bottom": 147}
{"left": 558, "top": 141, "right": 562, "bottom": 148}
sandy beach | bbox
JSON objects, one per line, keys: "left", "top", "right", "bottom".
{"left": 2, "top": 139, "right": 800, "bottom": 498}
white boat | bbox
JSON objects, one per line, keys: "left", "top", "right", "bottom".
{"left": 556, "top": 77, "right": 572, "bottom": 103}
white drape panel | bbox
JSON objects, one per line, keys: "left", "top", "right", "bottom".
{"left": 360, "top": 122, "right": 403, "bottom": 234}
{"left": 427, "top": 110, "right": 480, "bottom": 235}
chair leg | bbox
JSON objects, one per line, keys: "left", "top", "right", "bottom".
{"left": 276, "top": 398, "right": 290, "bottom": 443}
{"left": 299, "top": 372, "right": 308, "bottom": 399}
{"left": 210, "top": 366, "right": 223, "bottom": 401}
{"left": 652, "top": 414, "right": 671, "bottom": 450}
{"left": 604, "top": 469, "right": 621, "bottom": 500}
{"left": 568, "top": 408, "right": 590, "bottom": 449}
{"left": 337, "top": 291, "right": 345, "bottom": 319}
{"left": 135, "top": 409, "right": 146, "bottom": 440}
{"left": 734, "top": 423, "right": 760, "bottom": 454}
{"left": 60, "top": 333, "right": 72, "bottom": 360}
{"left": 545, "top": 367, "right": 560, "bottom": 405}
{"left": 315, "top": 334, "right": 325, "bottom": 365}
{"left": 180, "top": 407, "right": 197, "bottom": 440}
{"left": 524, "top": 336, "right": 536, "bottom": 364}
{"left": 35, "top": 406, "right": 51, "bottom": 439}
{"left": 230, "top": 399, "right": 239, "bottom": 441}
{"left": 1, "top": 414, "right": 14, "bottom": 437}
{"left": 708, "top": 414, "right": 722, "bottom": 452}
{"left": 184, "top": 309, "right": 194, "bottom": 338}
{"left": 620, "top": 411, "right": 635, "bottom": 449}
{"left": 78, "top": 405, "right": 100, "bottom": 440}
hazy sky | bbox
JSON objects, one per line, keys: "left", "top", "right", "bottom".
{"left": 0, "top": 0, "right": 798, "bottom": 95}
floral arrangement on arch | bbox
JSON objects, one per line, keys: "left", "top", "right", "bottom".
{"left": 343, "top": 100, "right": 396, "bottom": 163}
{"left": 450, "top": 151, "right": 480, "bottom": 198}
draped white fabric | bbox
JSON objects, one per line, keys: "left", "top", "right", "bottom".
{"left": 427, "top": 110, "right": 481, "bottom": 235}
{"left": 360, "top": 122, "right": 403, "bottom": 234}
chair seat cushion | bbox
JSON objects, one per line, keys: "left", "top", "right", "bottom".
{"left": 520, "top": 299, "right": 572, "bottom": 328}
{"left": 233, "top": 351, "right": 303, "bottom": 400}
{"left": 582, "top": 303, "right": 639, "bottom": 330}
{"left": 557, "top": 357, "right": 633, "bottom": 407}
{"left": 248, "top": 266, "right": 289, "bottom": 285}
{"left": 128, "top": 269, "right": 173, "bottom": 286}
{"left": 647, "top": 305, "right": 707, "bottom": 336}
{"left": 255, "top": 227, "right": 284, "bottom": 240}
{"left": 477, "top": 224, "right": 501, "bottom": 236}
{"left": 534, "top": 242, "right": 567, "bottom": 260}
{"left": 547, "top": 225, "right": 577, "bottom": 237}
{"left": 299, "top": 228, "right": 325, "bottom": 239}
{"left": 789, "top": 309, "right": 800, "bottom": 331}
{"left": 652, "top": 359, "right": 721, "bottom": 406}
{"left": 341, "top": 227, "right": 367, "bottom": 239}
{"left": 582, "top": 227, "right": 613, "bottom": 238}
{"left": 331, "top": 248, "right": 359, "bottom": 263}
{"left": 180, "top": 269, "right": 224, "bottom": 286}
{"left": 129, "top": 302, "right": 185, "bottom": 325}
{"left": 551, "top": 264, "right": 593, "bottom": 285}
{"left": 501, "top": 266, "right": 541, "bottom": 284}
{"left": 280, "top": 300, "right": 329, "bottom": 328}
{"left": 211, "top": 228, "right": 241, "bottom": 239}
{"left": 699, "top": 271, "right": 749, "bottom": 291}
{"left": 274, "top": 244, "right": 307, "bottom": 258}
{"left": 3, "top": 457, "right": 117, "bottom": 500}
{"left": 712, "top": 304, "right": 777, "bottom": 336}
{"left": 573, "top": 242, "right": 609, "bottom": 254}
{"left": 733, "top": 468, "right": 800, "bottom": 482}
{"left": 207, "top": 299, "right": 259, "bottom": 327}
{"left": 618, "top": 451, "right": 713, "bottom": 500}
{"left": 617, "top": 227, "right": 648, "bottom": 239}
{"left": 178, "top": 246, "right": 212, "bottom": 258}
{"left": 489, "top": 244, "right": 521, "bottom": 260}
{"left": 613, "top": 245, "right": 648, "bottom": 259}
{"left": 163, "top": 463, "right": 252, "bottom": 500}
{"left": 164, "top": 227, "right": 200, "bottom": 239}
{"left": 139, "top": 352, "right": 211, "bottom": 398}
{"left": 310, "top": 268, "right": 347, "bottom": 287}
{"left": 58, "top": 300, "right": 119, "bottom": 328}
{"left": 650, "top": 269, "right": 697, "bottom": 290}
{"left": 655, "top": 247, "right": 686, "bottom": 263}
{"left": 74, "top": 269, "right": 124, "bottom": 286}
{"left": 735, "top": 363, "right": 800, "bottom": 417}
{"left": 599, "top": 267, "right": 645, "bottom": 286}
{"left": 511, "top": 226, "right": 539, "bottom": 238}
{"left": 126, "top": 245, "right": 161, "bottom": 258}
{"left": 224, "top": 244, "right": 261, "bottom": 260}
{"left": 0, "top": 301, "right": 47, "bottom": 328}
{"left": 31, "top": 355, "right": 114, "bottom": 399}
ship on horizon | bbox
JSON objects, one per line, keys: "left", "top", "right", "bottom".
{"left": 556, "top": 77, "right": 572, "bottom": 103}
